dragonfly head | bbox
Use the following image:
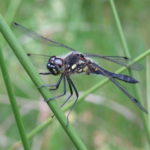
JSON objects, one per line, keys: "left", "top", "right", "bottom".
{"left": 47, "top": 56, "right": 64, "bottom": 75}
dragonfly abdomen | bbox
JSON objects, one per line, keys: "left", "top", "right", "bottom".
{"left": 111, "top": 73, "right": 138, "bottom": 83}
{"left": 91, "top": 64, "right": 138, "bottom": 83}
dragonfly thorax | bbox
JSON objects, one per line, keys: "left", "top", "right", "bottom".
{"left": 47, "top": 56, "right": 64, "bottom": 75}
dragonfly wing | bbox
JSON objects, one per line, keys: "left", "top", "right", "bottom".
{"left": 85, "top": 53, "right": 142, "bottom": 70}
{"left": 92, "top": 63, "right": 147, "bottom": 113}
{"left": 27, "top": 53, "right": 49, "bottom": 70}
{"left": 109, "top": 77, "right": 147, "bottom": 114}
{"left": 13, "top": 22, "right": 76, "bottom": 52}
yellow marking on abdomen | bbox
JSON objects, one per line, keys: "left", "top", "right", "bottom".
{"left": 71, "top": 64, "right": 77, "bottom": 70}
{"left": 83, "top": 66, "right": 88, "bottom": 72}
{"left": 78, "top": 69, "right": 83, "bottom": 73}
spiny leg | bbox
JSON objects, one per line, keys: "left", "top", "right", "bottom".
{"left": 49, "top": 74, "right": 64, "bottom": 90}
{"left": 60, "top": 77, "right": 73, "bottom": 108}
{"left": 51, "top": 77, "right": 73, "bottom": 119}
{"left": 66, "top": 76, "right": 79, "bottom": 126}
{"left": 46, "top": 75, "right": 67, "bottom": 101}
{"left": 39, "top": 74, "right": 63, "bottom": 90}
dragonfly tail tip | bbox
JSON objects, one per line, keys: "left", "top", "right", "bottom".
{"left": 27, "top": 53, "right": 31, "bottom": 56}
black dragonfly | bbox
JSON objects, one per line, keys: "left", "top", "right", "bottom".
{"left": 13, "top": 22, "right": 148, "bottom": 119}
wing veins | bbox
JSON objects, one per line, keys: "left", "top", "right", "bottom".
{"left": 85, "top": 53, "right": 141, "bottom": 70}
{"left": 93, "top": 64, "right": 147, "bottom": 113}
{"left": 13, "top": 22, "right": 76, "bottom": 52}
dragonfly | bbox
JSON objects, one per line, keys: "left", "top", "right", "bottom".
{"left": 13, "top": 22, "right": 148, "bottom": 120}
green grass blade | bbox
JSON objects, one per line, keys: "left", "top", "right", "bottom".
{"left": 0, "top": 46, "right": 31, "bottom": 150}
{"left": 109, "top": 0, "right": 130, "bottom": 57}
{"left": 110, "top": 0, "right": 150, "bottom": 145}
{"left": 0, "top": 14, "right": 87, "bottom": 150}
{"left": 147, "top": 56, "right": 150, "bottom": 131}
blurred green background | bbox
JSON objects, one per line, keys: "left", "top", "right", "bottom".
{"left": 0, "top": 0, "right": 150, "bottom": 150}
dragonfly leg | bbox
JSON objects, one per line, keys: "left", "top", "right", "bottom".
{"left": 49, "top": 74, "right": 64, "bottom": 90}
{"left": 46, "top": 75, "right": 66, "bottom": 101}
{"left": 50, "top": 77, "right": 74, "bottom": 122}
{"left": 66, "top": 76, "right": 79, "bottom": 126}
{"left": 60, "top": 77, "right": 73, "bottom": 108}
{"left": 39, "top": 74, "right": 63, "bottom": 89}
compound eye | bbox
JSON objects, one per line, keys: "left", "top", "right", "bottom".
{"left": 47, "top": 63, "right": 60, "bottom": 75}
{"left": 50, "top": 56, "right": 56, "bottom": 61}
{"left": 47, "top": 63, "right": 51, "bottom": 69}
{"left": 55, "top": 59, "right": 63, "bottom": 66}
{"left": 47, "top": 63, "right": 56, "bottom": 70}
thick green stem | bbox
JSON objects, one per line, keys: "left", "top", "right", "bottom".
{"left": 0, "top": 14, "right": 87, "bottom": 150}
{"left": 0, "top": 46, "right": 30, "bottom": 150}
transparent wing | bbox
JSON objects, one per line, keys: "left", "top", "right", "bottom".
{"left": 109, "top": 77, "right": 147, "bottom": 114}
{"left": 13, "top": 23, "right": 142, "bottom": 70}
{"left": 27, "top": 53, "right": 49, "bottom": 70}
{"left": 85, "top": 53, "right": 142, "bottom": 70}
{"left": 13, "top": 22, "right": 76, "bottom": 52}
{"left": 92, "top": 63, "right": 147, "bottom": 114}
